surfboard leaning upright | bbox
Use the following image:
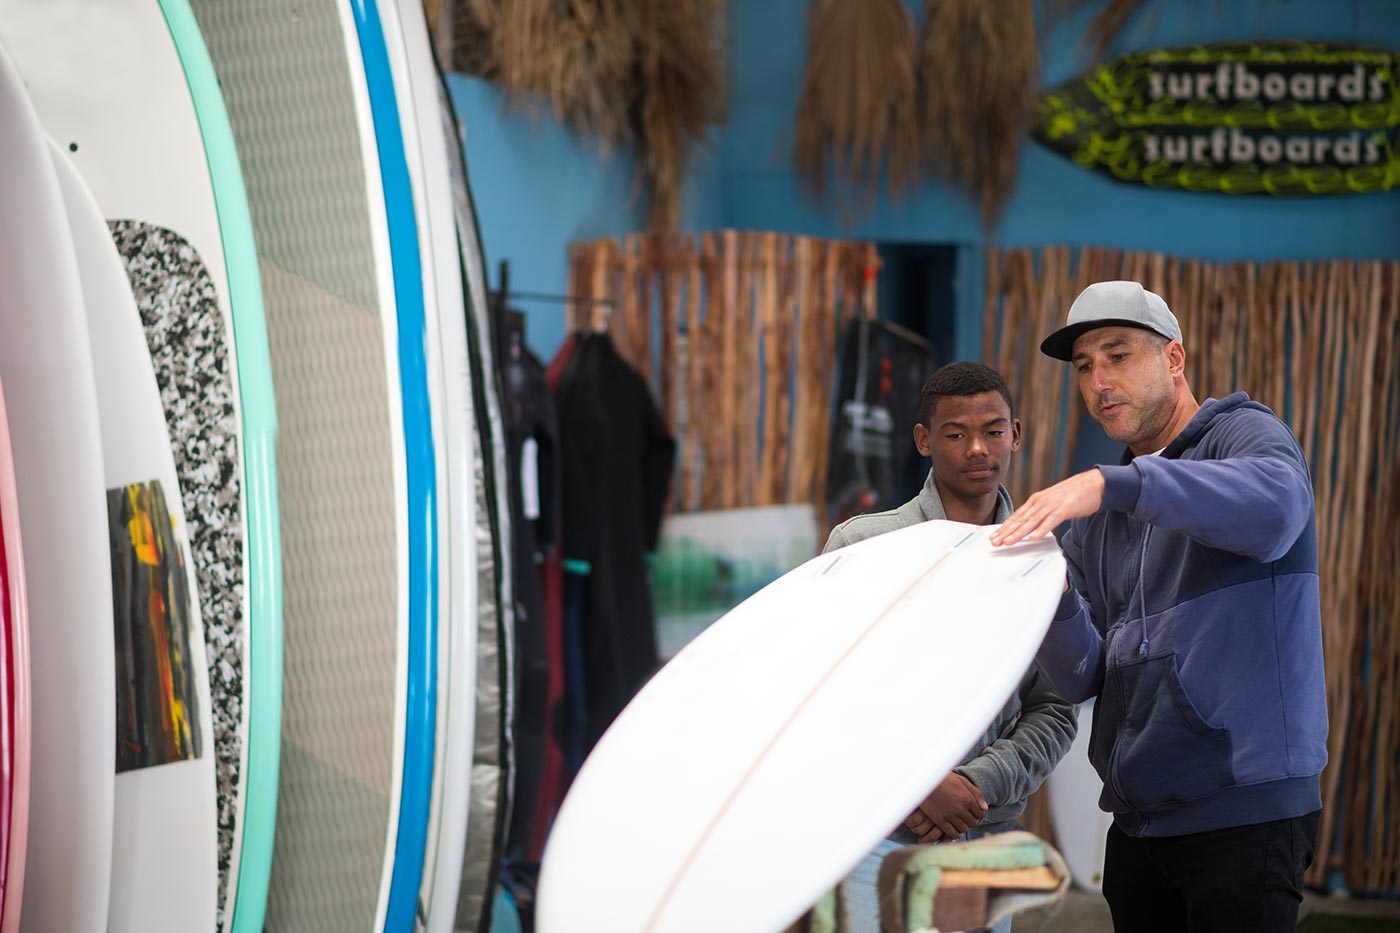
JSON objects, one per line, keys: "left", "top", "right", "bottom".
{"left": 0, "top": 38, "right": 114, "bottom": 933}
{"left": 50, "top": 139, "right": 219, "bottom": 933}
{"left": 0, "top": 3, "right": 284, "bottom": 928}
{"left": 379, "top": 1, "right": 480, "bottom": 929}
{"left": 1048, "top": 699, "right": 1111, "bottom": 891}
{"left": 338, "top": 2, "right": 441, "bottom": 929}
{"left": 0, "top": 374, "right": 31, "bottom": 933}
{"left": 158, "top": 3, "right": 285, "bottom": 927}
{"left": 187, "top": 0, "right": 409, "bottom": 929}
{"left": 439, "top": 70, "right": 516, "bottom": 933}
{"left": 537, "top": 519, "right": 1067, "bottom": 933}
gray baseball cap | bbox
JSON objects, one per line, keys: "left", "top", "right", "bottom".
{"left": 1039, "top": 280, "right": 1183, "bottom": 361}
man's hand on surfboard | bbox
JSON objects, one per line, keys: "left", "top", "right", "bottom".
{"left": 905, "top": 772, "right": 988, "bottom": 844}
{"left": 990, "top": 468, "right": 1106, "bottom": 547}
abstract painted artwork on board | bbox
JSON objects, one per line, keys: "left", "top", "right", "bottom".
{"left": 109, "top": 478, "right": 202, "bottom": 772}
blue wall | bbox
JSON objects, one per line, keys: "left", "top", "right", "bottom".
{"left": 448, "top": 75, "right": 722, "bottom": 359}
{"left": 726, "top": 0, "right": 1400, "bottom": 364}
{"left": 451, "top": 0, "right": 1400, "bottom": 370}
{"left": 728, "top": 0, "right": 1400, "bottom": 259}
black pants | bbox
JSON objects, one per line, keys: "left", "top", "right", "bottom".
{"left": 1102, "top": 811, "right": 1320, "bottom": 933}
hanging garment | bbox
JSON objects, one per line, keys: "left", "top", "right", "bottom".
{"left": 525, "top": 333, "right": 579, "bottom": 860}
{"left": 544, "top": 332, "right": 577, "bottom": 388}
{"left": 525, "top": 538, "right": 566, "bottom": 862}
{"left": 553, "top": 333, "right": 675, "bottom": 753}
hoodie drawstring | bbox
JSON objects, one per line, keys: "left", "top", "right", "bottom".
{"left": 1138, "top": 526, "right": 1152, "bottom": 656}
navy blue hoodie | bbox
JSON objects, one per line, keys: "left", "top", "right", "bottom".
{"left": 1036, "top": 392, "right": 1327, "bottom": 837}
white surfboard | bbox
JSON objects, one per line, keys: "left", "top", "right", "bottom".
{"left": 0, "top": 371, "right": 31, "bottom": 933}
{"left": 537, "top": 519, "right": 1066, "bottom": 933}
{"left": 379, "top": 1, "right": 481, "bottom": 930}
{"left": 1047, "top": 699, "right": 1111, "bottom": 892}
{"left": 333, "top": 4, "right": 419, "bottom": 929}
{"left": 0, "top": 39, "right": 114, "bottom": 933}
{"left": 0, "top": 4, "right": 251, "bottom": 927}
{"left": 50, "top": 140, "right": 220, "bottom": 931}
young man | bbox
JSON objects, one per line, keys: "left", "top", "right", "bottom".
{"left": 828, "top": 361, "right": 1077, "bottom": 933}
{"left": 993, "top": 281, "right": 1327, "bottom": 933}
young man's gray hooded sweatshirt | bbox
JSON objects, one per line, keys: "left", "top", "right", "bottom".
{"left": 825, "top": 470, "right": 1077, "bottom": 842}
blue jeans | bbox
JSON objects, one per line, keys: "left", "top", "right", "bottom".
{"left": 844, "top": 837, "right": 1013, "bottom": 933}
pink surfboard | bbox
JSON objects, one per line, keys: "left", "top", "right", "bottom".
{"left": 0, "top": 375, "right": 30, "bottom": 933}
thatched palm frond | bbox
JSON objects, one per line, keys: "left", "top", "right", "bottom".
{"left": 919, "top": 0, "right": 1039, "bottom": 224}
{"left": 1082, "top": 0, "right": 1151, "bottom": 63}
{"left": 794, "top": 0, "right": 921, "bottom": 210}
{"left": 449, "top": 0, "right": 725, "bottom": 227}
{"left": 636, "top": 0, "right": 727, "bottom": 228}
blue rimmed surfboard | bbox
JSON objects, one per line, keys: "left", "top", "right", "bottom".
{"left": 377, "top": 2, "right": 480, "bottom": 930}
{"left": 339, "top": 2, "right": 440, "bottom": 930}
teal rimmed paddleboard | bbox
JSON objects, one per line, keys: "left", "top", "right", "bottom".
{"left": 158, "top": 5, "right": 284, "bottom": 930}
{"left": 52, "top": 140, "right": 219, "bottom": 933}
{"left": 158, "top": 3, "right": 284, "bottom": 924}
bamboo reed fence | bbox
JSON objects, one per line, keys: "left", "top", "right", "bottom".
{"left": 982, "top": 245, "right": 1400, "bottom": 893}
{"left": 568, "top": 231, "right": 881, "bottom": 517}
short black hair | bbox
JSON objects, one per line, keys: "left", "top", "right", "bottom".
{"left": 918, "top": 361, "right": 1014, "bottom": 426}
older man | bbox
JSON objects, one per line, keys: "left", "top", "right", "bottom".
{"left": 993, "top": 281, "right": 1327, "bottom": 933}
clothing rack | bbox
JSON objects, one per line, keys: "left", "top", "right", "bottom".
{"left": 491, "top": 260, "right": 614, "bottom": 333}
{"left": 496, "top": 290, "right": 614, "bottom": 308}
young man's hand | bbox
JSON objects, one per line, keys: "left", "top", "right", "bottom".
{"left": 903, "top": 772, "right": 988, "bottom": 843}
{"left": 990, "top": 468, "right": 1105, "bottom": 546}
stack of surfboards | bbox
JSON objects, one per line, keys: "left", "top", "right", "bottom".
{"left": 0, "top": 3, "right": 1079, "bottom": 933}
{"left": 0, "top": 0, "right": 518, "bottom": 925}
{"left": 0, "top": 0, "right": 503, "bottom": 930}
{"left": 186, "top": 0, "right": 508, "bottom": 929}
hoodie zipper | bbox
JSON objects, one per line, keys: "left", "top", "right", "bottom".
{"left": 1100, "top": 622, "right": 1133, "bottom": 810}
{"left": 1102, "top": 521, "right": 1152, "bottom": 815}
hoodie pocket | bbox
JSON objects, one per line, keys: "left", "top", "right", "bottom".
{"left": 1092, "top": 652, "right": 1233, "bottom": 811}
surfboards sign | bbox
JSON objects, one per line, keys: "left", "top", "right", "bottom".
{"left": 1033, "top": 40, "right": 1400, "bottom": 196}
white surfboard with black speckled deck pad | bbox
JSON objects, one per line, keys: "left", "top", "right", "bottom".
{"left": 50, "top": 141, "right": 219, "bottom": 932}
